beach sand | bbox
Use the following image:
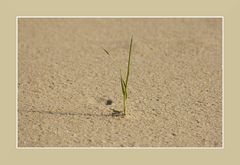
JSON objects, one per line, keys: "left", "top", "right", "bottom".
{"left": 18, "top": 18, "right": 222, "bottom": 147}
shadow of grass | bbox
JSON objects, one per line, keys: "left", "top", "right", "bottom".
{"left": 21, "top": 109, "right": 123, "bottom": 117}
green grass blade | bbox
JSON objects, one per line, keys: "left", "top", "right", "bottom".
{"left": 125, "top": 87, "right": 128, "bottom": 99}
{"left": 120, "top": 70, "right": 126, "bottom": 95}
{"left": 121, "top": 77, "right": 125, "bottom": 95}
{"left": 125, "top": 36, "right": 133, "bottom": 86}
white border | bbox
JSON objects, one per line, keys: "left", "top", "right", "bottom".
{"left": 16, "top": 17, "right": 18, "bottom": 149}
{"left": 16, "top": 16, "right": 224, "bottom": 149}
{"left": 222, "top": 17, "right": 224, "bottom": 149}
{"left": 16, "top": 16, "right": 223, "bottom": 18}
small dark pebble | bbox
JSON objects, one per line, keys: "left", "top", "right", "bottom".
{"left": 156, "top": 99, "right": 159, "bottom": 101}
{"left": 106, "top": 99, "right": 112, "bottom": 105}
{"left": 171, "top": 133, "right": 176, "bottom": 136}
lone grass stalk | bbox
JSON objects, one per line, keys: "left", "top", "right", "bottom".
{"left": 103, "top": 36, "right": 133, "bottom": 116}
{"left": 120, "top": 36, "right": 133, "bottom": 115}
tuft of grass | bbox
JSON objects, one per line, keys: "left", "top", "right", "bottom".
{"left": 103, "top": 36, "right": 133, "bottom": 116}
{"left": 120, "top": 36, "right": 133, "bottom": 116}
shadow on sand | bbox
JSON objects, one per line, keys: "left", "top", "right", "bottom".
{"left": 22, "top": 109, "right": 124, "bottom": 117}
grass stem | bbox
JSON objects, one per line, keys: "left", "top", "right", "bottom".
{"left": 103, "top": 36, "right": 133, "bottom": 116}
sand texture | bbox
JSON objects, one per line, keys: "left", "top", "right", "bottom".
{"left": 18, "top": 18, "right": 222, "bottom": 147}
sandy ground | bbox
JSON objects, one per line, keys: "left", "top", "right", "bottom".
{"left": 18, "top": 18, "right": 222, "bottom": 147}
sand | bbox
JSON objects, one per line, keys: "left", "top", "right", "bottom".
{"left": 18, "top": 18, "right": 222, "bottom": 147}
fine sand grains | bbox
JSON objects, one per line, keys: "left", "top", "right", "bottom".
{"left": 18, "top": 18, "right": 222, "bottom": 147}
